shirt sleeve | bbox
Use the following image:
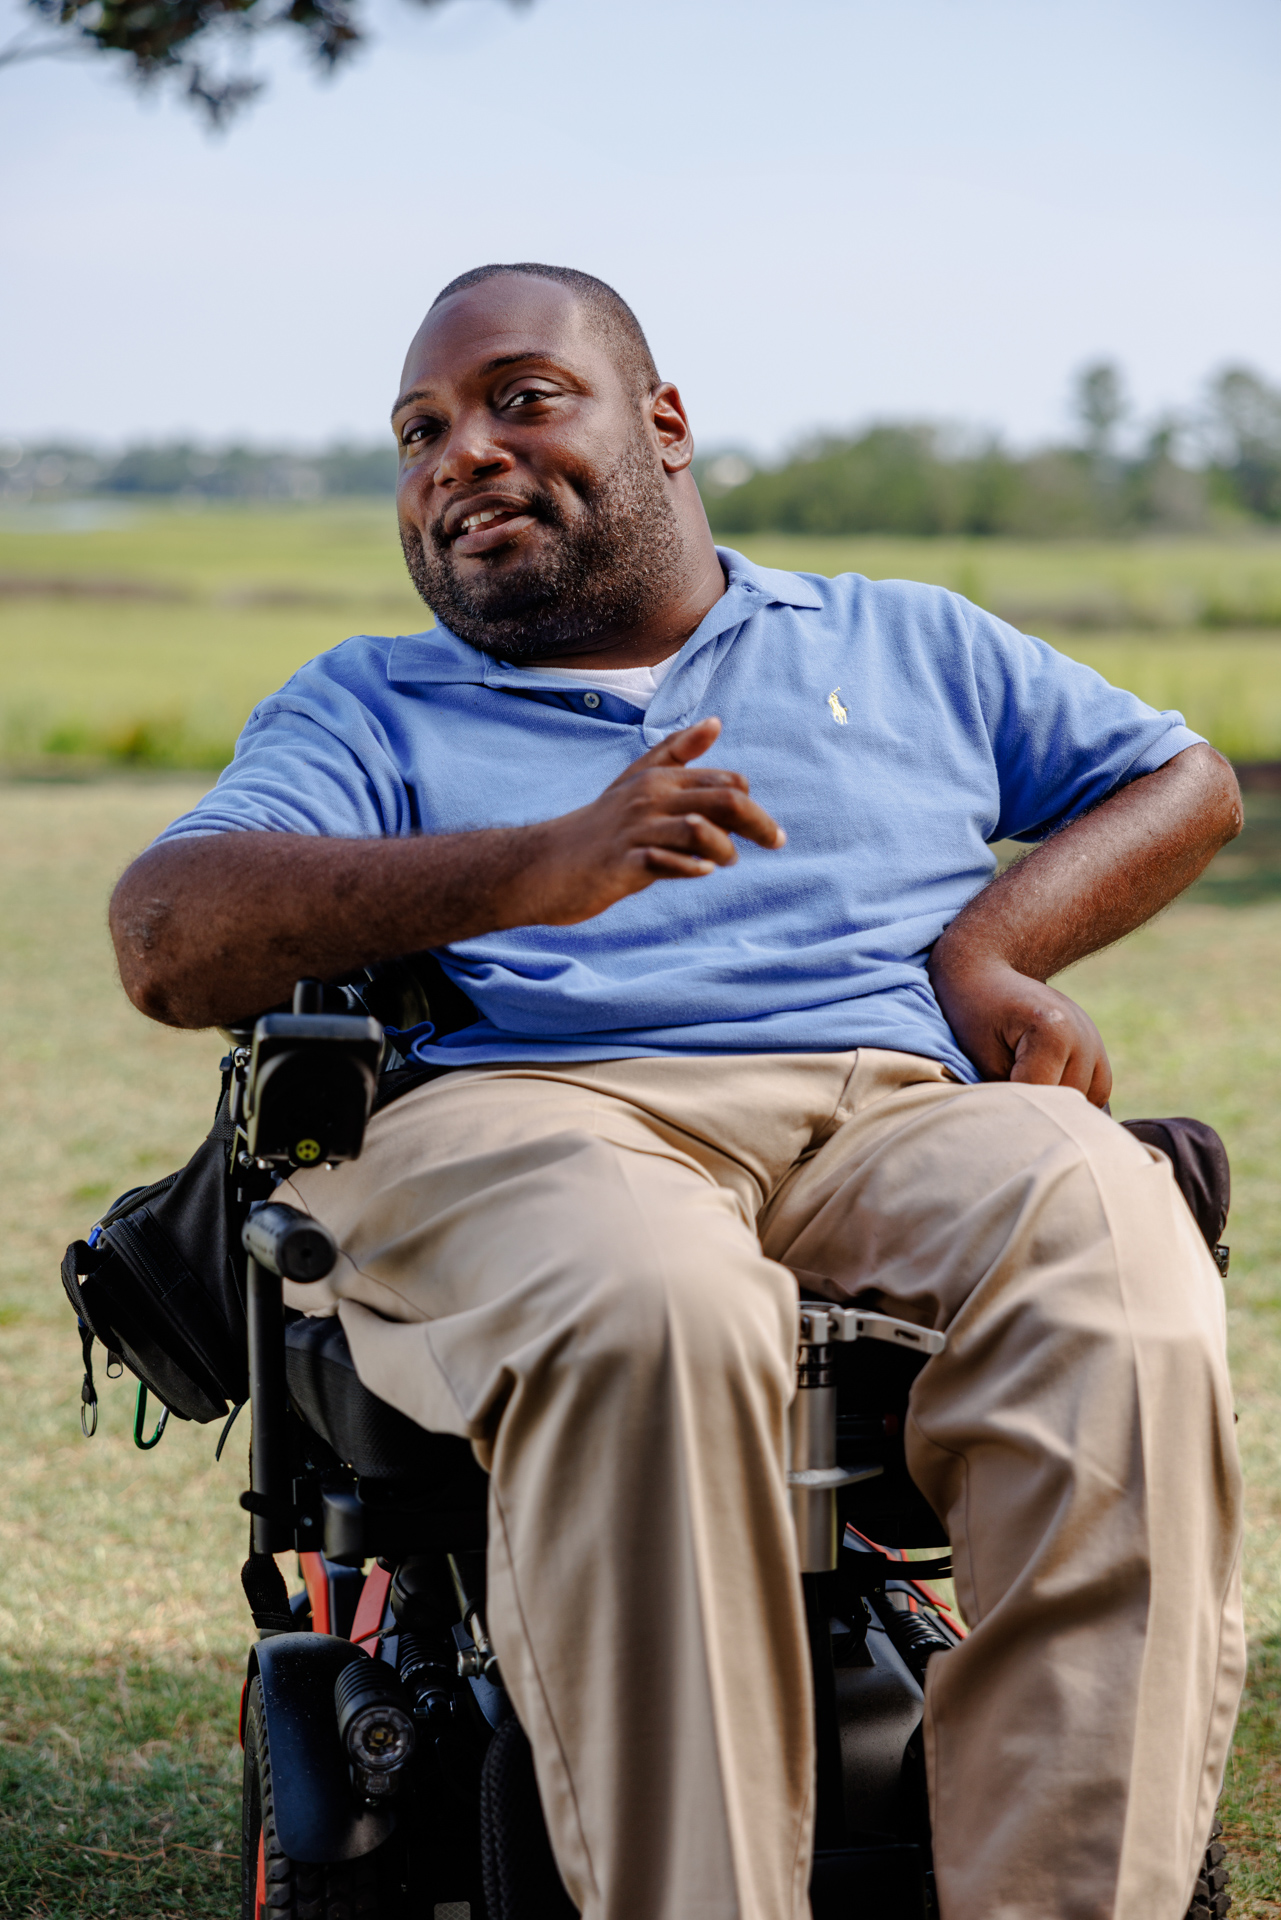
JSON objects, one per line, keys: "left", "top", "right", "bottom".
{"left": 967, "top": 605, "right": 1206, "bottom": 843}
{"left": 153, "top": 699, "right": 410, "bottom": 845}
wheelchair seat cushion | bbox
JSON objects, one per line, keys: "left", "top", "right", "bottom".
{"left": 284, "top": 1313, "right": 488, "bottom": 1502}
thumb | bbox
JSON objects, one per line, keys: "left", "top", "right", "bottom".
{"left": 637, "top": 716, "right": 722, "bottom": 768}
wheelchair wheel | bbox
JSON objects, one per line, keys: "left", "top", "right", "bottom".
{"left": 242, "top": 1675, "right": 391, "bottom": 1919}
{"left": 1185, "top": 1816, "right": 1231, "bottom": 1920}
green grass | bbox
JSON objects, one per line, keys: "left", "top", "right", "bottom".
{"left": 0, "top": 779, "right": 1279, "bottom": 1912}
{"left": 0, "top": 501, "right": 418, "bottom": 772}
{"left": 3, "top": 506, "right": 1281, "bottom": 767}
{"left": 0, "top": 781, "right": 242, "bottom": 1919}
{"left": 0, "top": 1663, "right": 240, "bottom": 1917}
{"left": 0, "top": 598, "right": 366, "bottom": 771}
{"left": 739, "top": 533, "right": 1281, "bottom": 631}
{"left": 0, "top": 498, "right": 417, "bottom": 606}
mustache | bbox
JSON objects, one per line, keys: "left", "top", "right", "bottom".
{"left": 427, "top": 486, "right": 566, "bottom": 554}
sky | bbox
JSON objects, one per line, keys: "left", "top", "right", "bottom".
{"left": 2, "top": 0, "right": 1279, "bottom": 458}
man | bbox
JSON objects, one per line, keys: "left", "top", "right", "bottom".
{"left": 111, "top": 263, "right": 1244, "bottom": 1920}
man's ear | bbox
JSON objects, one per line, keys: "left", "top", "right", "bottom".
{"left": 649, "top": 382, "right": 695, "bottom": 473}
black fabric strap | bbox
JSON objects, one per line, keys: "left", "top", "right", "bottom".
{"left": 241, "top": 1548, "right": 294, "bottom": 1633}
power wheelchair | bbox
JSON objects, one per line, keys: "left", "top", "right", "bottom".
{"left": 66, "top": 964, "right": 1236, "bottom": 1920}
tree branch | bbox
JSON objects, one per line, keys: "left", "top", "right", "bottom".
{"left": 0, "top": 30, "right": 83, "bottom": 66}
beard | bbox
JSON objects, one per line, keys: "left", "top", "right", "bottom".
{"left": 400, "top": 426, "right": 684, "bottom": 662}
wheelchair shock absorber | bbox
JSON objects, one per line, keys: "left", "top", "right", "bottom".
{"left": 788, "top": 1303, "right": 948, "bottom": 1571}
{"left": 788, "top": 1303, "right": 915, "bottom": 1572}
{"left": 788, "top": 1303, "right": 948, "bottom": 1849}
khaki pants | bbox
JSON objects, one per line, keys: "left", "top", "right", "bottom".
{"left": 286, "top": 1049, "right": 1244, "bottom": 1920}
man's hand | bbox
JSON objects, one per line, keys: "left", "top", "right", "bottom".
{"left": 932, "top": 956, "right": 1113, "bottom": 1106}
{"left": 929, "top": 744, "right": 1241, "bottom": 1107}
{"left": 111, "top": 717, "right": 783, "bottom": 1029}
{"left": 510, "top": 718, "right": 785, "bottom": 926}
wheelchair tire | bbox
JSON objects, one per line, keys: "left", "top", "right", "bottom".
{"left": 241, "top": 1674, "right": 391, "bottom": 1920}
{"left": 1184, "top": 1816, "right": 1231, "bottom": 1920}
{"left": 479, "top": 1714, "right": 577, "bottom": 1920}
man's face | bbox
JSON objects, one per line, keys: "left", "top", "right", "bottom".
{"left": 392, "top": 276, "right": 681, "bottom": 660}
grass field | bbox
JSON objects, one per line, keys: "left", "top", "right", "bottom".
{"left": 0, "top": 775, "right": 1278, "bottom": 1916}
{"left": 3, "top": 502, "right": 1281, "bottom": 766}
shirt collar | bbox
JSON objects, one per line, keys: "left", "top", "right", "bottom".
{"left": 385, "top": 545, "right": 822, "bottom": 689}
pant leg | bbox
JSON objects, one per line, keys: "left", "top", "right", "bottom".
{"left": 759, "top": 1052, "right": 1245, "bottom": 1920}
{"left": 285, "top": 1062, "right": 834, "bottom": 1920}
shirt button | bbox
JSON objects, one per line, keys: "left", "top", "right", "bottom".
{"left": 583, "top": 691, "right": 601, "bottom": 709}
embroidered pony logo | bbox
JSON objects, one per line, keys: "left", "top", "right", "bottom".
{"left": 827, "top": 688, "right": 849, "bottom": 726}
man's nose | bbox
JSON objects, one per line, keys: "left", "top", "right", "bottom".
{"left": 432, "top": 411, "right": 514, "bottom": 488}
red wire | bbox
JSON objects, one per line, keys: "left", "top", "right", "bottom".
{"left": 843, "top": 1524, "right": 967, "bottom": 1637}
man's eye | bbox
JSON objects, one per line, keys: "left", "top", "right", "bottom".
{"left": 505, "top": 387, "right": 553, "bottom": 410}
{"left": 401, "top": 420, "right": 441, "bottom": 446}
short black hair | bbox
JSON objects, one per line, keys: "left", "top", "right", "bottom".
{"left": 431, "top": 262, "right": 659, "bottom": 397}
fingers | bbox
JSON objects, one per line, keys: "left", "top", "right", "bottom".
{"left": 637, "top": 848, "right": 716, "bottom": 878}
{"left": 670, "top": 812, "right": 737, "bottom": 866}
{"left": 616, "top": 768, "right": 783, "bottom": 851}
{"left": 605, "top": 722, "right": 738, "bottom": 796}
{"left": 628, "top": 809, "right": 765, "bottom": 886}
{"left": 1008, "top": 1004, "right": 1112, "bottom": 1107}
{"left": 1085, "top": 1047, "right": 1113, "bottom": 1109}
{"left": 674, "top": 786, "right": 784, "bottom": 850}
{"left": 605, "top": 720, "right": 786, "bottom": 849}
{"left": 641, "top": 797, "right": 782, "bottom": 860}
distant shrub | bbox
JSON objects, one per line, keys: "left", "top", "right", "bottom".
{"left": 700, "top": 430, "right": 1215, "bottom": 540}
{"left": 35, "top": 715, "right": 233, "bottom": 771}
{"left": 696, "top": 361, "right": 1281, "bottom": 540}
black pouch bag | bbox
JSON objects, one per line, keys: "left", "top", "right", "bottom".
{"left": 59, "top": 955, "right": 476, "bottom": 1432}
{"left": 61, "top": 1079, "right": 249, "bottom": 1427}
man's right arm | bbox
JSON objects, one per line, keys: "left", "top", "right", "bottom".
{"left": 111, "top": 718, "right": 784, "bottom": 1029}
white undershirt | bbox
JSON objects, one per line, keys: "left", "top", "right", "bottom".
{"left": 529, "top": 653, "right": 677, "bottom": 713}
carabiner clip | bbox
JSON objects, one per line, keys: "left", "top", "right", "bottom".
{"left": 133, "top": 1383, "right": 170, "bottom": 1451}
{"left": 78, "top": 1321, "right": 98, "bottom": 1439}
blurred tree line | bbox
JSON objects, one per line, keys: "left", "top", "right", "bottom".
{"left": 0, "top": 439, "right": 397, "bottom": 502}
{"left": 698, "top": 363, "right": 1281, "bottom": 539}
{"left": 3, "top": 362, "right": 1280, "bottom": 537}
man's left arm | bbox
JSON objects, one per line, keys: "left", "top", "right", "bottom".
{"left": 928, "top": 743, "right": 1242, "bottom": 1107}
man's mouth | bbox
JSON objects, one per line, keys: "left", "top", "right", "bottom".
{"left": 448, "top": 500, "right": 540, "bottom": 558}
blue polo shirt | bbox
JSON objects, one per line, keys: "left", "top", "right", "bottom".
{"left": 156, "top": 548, "right": 1201, "bottom": 1080}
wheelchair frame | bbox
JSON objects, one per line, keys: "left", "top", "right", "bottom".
{"left": 227, "top": 987, "right": 972, "bottom": 1918}
{"left": 70, "top": 972, "right": 1230, "bottom": 1920}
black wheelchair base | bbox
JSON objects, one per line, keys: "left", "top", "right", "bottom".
{"left": 812, "top": 1843, "right": 928, "bottom": 1918}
